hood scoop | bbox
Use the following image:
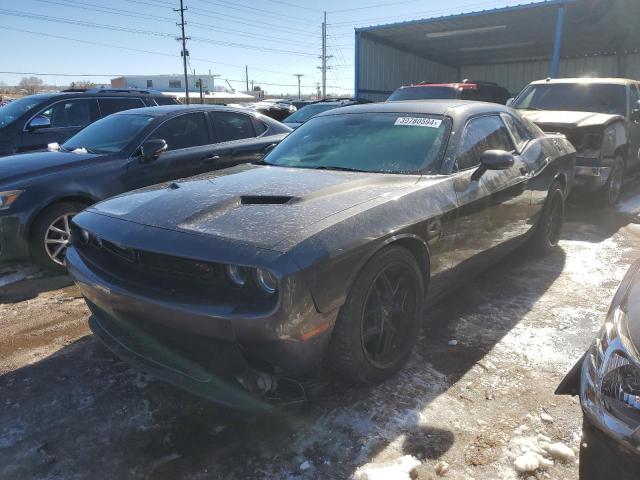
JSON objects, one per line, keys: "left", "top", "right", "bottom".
{"left": 240, "top": 195, "right": 294, "bottom": 205}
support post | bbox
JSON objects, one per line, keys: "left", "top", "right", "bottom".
{"left": 550, "top": 6, "right": 566, "bottom": 78}
{"left": 354, "top": 30, "right": 360, "bottom": 99}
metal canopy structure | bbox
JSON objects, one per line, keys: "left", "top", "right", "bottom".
{"left": 354, "top": 0, "right": 640, "bottom": 99}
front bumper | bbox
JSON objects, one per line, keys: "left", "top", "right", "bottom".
{"left": 66, "top": 245, "right": 338, "bottom": 398}
{"left": 573, "top": 165, "right": 611, "bottom": 191}
{"left": 0, "top": 210, "right": 31, "bottom": 262}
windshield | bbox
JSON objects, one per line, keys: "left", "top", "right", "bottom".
{"left": 514, "top": 83, "right": 627, "bottom": 115}
{"left": 264, "top": 112, "right": 449, "bottom": 174}
{"left": 284, "top": 103, "right": 342, "bottom": 123}
{"left": 62, "top": 113, "right": 154, "bottom": 153}
{"left": 388, "top": 86, "right": 457, "bottom": 101}
{"left": 0, "top": 95, "right": 48, "bottom": 128}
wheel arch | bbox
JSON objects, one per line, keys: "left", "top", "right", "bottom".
{"left": 27, "top": 193, "right": 97, "bottom": 234}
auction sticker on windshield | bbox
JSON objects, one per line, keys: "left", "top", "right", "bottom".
{"left": 394, "top": 117, "right": 442, "bottom": 128}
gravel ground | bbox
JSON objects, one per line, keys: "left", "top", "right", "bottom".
{"left": 1, "top": 195, "right": 640, "bottom": 480}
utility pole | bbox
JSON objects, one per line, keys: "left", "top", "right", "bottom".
{"left": 316, "top": 82, "right": 320, "bottom": 99}
{"left": 175, "top": 0, "right": 190, "bottom": 104}
{"left": 245, "top": 65, "right": 249, "bottom": 92}
{"left": 319, "top": 11, "right": 333, "bottom": 99}
{"left": 293, "top": 74, "right": 304, "bottom": 99}
{"left": 198, "top": 78, "right": 203, "bottom": 103}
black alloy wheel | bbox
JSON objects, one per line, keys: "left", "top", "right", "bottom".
{"left": 360, "top": 263, "right": 419, "bottom": 369}
{"left": 328, "top": 246, "right": 424, "bottom": 383}
{"left": 605, "top": 157, "right": 624, "bottom": 207}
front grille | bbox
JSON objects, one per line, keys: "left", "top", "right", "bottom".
{"left": 74, "top": 234, "right": 227, "bottom": 301}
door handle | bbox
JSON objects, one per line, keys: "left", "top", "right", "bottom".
{"left": 201, "top": 155, "right": 220, "bottom": 164}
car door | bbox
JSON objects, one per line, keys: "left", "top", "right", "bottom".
{"left": 125, "top": 112, "right": 214, "bottom": 189}
{"left": 20, "top": 98, "right": 99, "bottom": 152}
{"left": 628, "top": 83, "right": 640, "bottom": 171}
{"left": 450, "top": 114, "right": 532, "bottom": 270}
{"left": 208, "top": 111, "right": 276, "bottom": 168}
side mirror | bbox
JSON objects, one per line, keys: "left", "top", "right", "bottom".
{"left": 263, "top": 143, "right": 277, "bottom": 155}
{"left": 28, "top": 115, "right": 51, "bottom": 131}
{"left": 139, "top": 139, "right": 167, "bottom": 163}
{"left": 472, "top": 150, "right": 514, "bottom": 181}
{"left": 506, "top": 98, "right": 515, "bottom": 107}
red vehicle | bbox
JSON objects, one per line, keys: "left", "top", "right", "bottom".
{"left": 387, "top": 80, "right": 511, "bottom": 104}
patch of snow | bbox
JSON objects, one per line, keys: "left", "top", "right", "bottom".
{"left": 542, "top": 442, "right": 575, "bottom": 462}
{"left": 540, "top": 412, "right": 554, "bottom": 424}
{"left": 353, "top": 455, "right": 420, "bottom": 480}
{"left": 0, "top": 265, "right": 41, "bottom": 288}
{"left": 447, "top": 339, "right": 458, "bottom": 346}
{"left": 617, "top": 192, "right": 640, "bottom": 216}
{"left": 299, "top": 461, "right": 311, "bottom": 471}
{"left": 434, "top": 460, "right": 450, "bottom": 476}
{"left": 513, "top": 451, "right": 540, "bottom": 473}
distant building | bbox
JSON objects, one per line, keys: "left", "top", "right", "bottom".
{"left": 111, "top": 74, "right": 221, "bottom": 93}
{"left": 110, "top": 75, "right": 255, "bottom": 104}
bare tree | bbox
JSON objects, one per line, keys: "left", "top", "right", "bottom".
{"left": 18, "top": 76, "right": 44, "bottom": 95}
{"left": 69, "top": 80, "right": 96, "bottom": 90}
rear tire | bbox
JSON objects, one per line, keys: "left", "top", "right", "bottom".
{"left": 327, "top": 246, "right": 425, "bottom": 384}
{"left": 529, "top": 180, "right": 564, "bottom": 256}
{"left": 30, "top": 202, "right": 87, "bottom": 273}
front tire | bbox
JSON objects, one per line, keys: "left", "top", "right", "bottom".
{"left": 327, "top": 246, "right": 425, "bottom": 384}
{"left": 598, "top": 156, "right": 624, "bottom": 207}
{"left": 30, "top": 202, "right": 86, "bottom": 272}
{"left": 529, "top": 180, "right": 564, "bottom": 255}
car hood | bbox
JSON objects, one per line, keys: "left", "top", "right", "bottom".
{"left": 90, "top": 164, "right": 417, "bottom": 251}
{"left": 0, "top": 150, "right": 100, "bottom": 185}
{"left": 520, "top": 110, "right": 624, "bottom": 130}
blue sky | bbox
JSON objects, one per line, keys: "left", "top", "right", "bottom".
{"left": 0, "top": 0, "right": 525, "bottom": 95}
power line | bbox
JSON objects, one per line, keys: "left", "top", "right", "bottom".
{"left": 33, "top": 0, "right": 319, "bottom": 48}
{"left": 194, "top": 0, "right": 311, "bottom": 24}
{"left": 263, "top": 0, "right": 321, "bottom": 12}
{"left": 0, "top": 9, "right": 318, "bottom": 57}
{"left": 0, "top": 26, "right": 315, "bottom": 78}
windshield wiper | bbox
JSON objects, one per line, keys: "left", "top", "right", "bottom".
{"left": 313, "top": 165, "right": 368, "bottom": 173}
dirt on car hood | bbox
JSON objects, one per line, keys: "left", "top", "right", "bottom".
{"left": 520, "top": 110, "right": 624, "bottom": 130}
{"left": 90, "top": 164, "right": 417, "bottom": 250}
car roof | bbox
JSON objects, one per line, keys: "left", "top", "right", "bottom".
{"left": 115, "top": 104, "right": 260, "bottom": 117}
{"left": 529, "top": 77, "right": 637, "bottom": 86}
{"left": 316, "top": 100, "right": 507, "bottom": 117}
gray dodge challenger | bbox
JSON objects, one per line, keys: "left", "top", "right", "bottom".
{"left": 66, "top": 101, "right": 575, "bottom": 408}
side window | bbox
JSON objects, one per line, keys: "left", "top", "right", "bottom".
{"left": 212, "top": 112, "right": 256, "bottom": 142}
{"left": 252, "top": 117, "right": 268, "bottom": 136}
{"left": 501, "top": 113, "right": 533, "bottom": 151}
{"left": 148, "top": 113, "right": 209, "bottom": 151}
{"left": 457, "top": 116, "right": 515, "bottom": 170}
{"left": 41, "top": 99, "right": 92, "bottom": 128}
{"left": 153, "top": 96, "right": 179, "bottom": 106}
{"left": 630, "top": 84, "right": 640, "bottom": 111}
{"left": 98, "top": 98, "right": 144, "bottom": 117}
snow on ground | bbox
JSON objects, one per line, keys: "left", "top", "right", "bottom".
{"left": 0, "top": 265, "right": 41, "bottom": 288}
{"left": 618, "top": 191, "right": 640, "bottom": 217}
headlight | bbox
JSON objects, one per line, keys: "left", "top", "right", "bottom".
{"left": 226, "top": 265, "right": 248, "bottom": 287}
{"left": 582, "top": 262, "right": 640, "bottom": 443}
{"left": 0, "top": 190, "right": 24, "bottom": 210}
{"left": 255, "top": 268, "right": 278, "bottom": 295}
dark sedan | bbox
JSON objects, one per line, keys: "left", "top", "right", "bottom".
{"left": 67, "top": 101, "right": 575, "bottom": 407}
{"left": 557, "top": 260, "right": 640, "bottom": 479}
{"left": 0, "top": 105, "right": 290, "bottom": 271}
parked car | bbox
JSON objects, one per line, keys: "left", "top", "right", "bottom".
{"left": 66, "top": 100, "right": 575, "bottom": 407}
{"left": 251, "top": 99, "right": 297, "bottom": 121}
{"left": 557, "top": 260, "right": 640, "bottom": 479}
{"left": 513, "top": 78, "right": 640, "bottom": 206}
{"left": 387, "top": 80, "right": 511, "bottom": 104}
{"left": 0, "top": 105, "right": 290, "bottom": 271}
{"left": 283, "top": 98, "right": 371, "bottom": 129}
{"left": 0, "top": 88, "right": 180, "bottom": 156}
